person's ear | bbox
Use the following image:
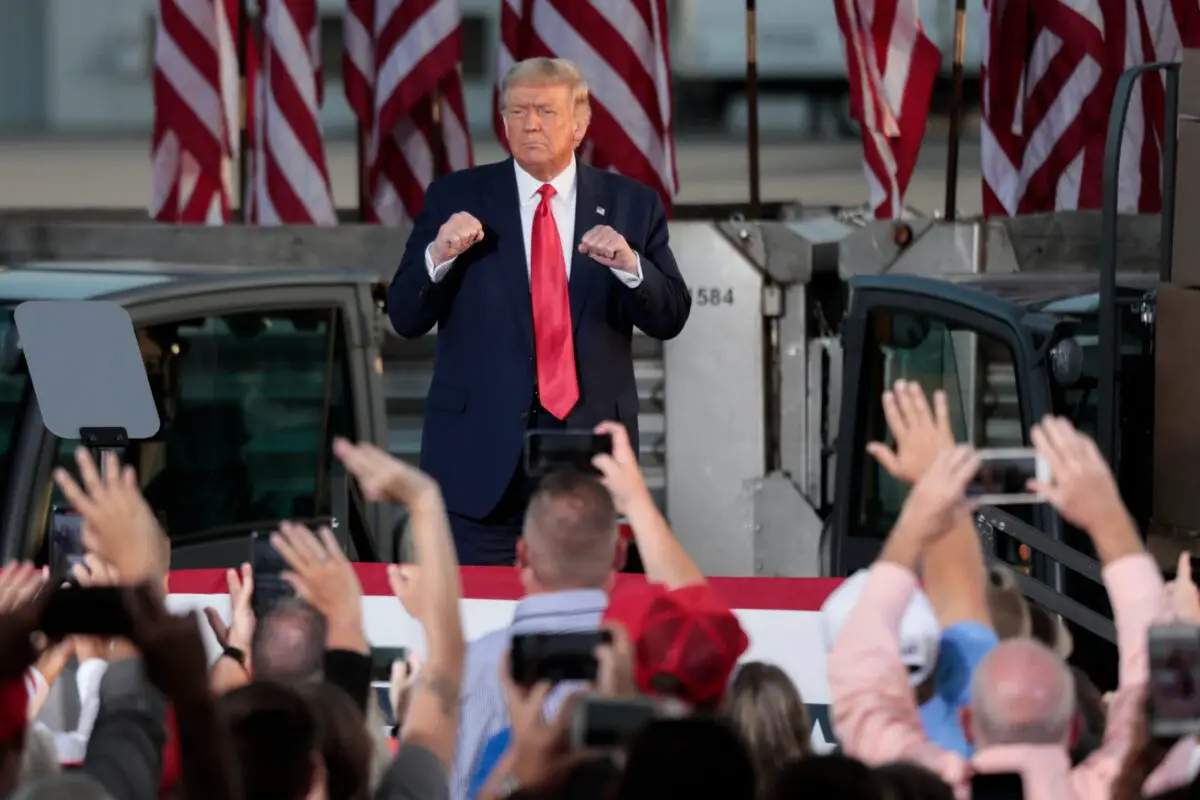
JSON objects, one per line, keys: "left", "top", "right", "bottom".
{"left": 572, "top": 107, "right": 590, "bottom": 149}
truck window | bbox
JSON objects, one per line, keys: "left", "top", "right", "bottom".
{"left": 855, "top": 309, "right": 1024, "bottom": 540}
{"left": 51, "top": 309, "right": 354, "bottom": 541}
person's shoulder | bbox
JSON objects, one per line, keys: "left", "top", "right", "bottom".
{"left": 462, "top": 628, "right": 511, "bottom": 689}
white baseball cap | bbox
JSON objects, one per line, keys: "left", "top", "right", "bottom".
{"left": 820, "top": 569, "right": 941, "bottom": 688}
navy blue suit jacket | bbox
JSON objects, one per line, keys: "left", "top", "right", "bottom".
{"left": 388, "top": 159, "right": 691, "bottom": 519}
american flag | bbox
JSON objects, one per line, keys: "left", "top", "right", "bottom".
{"left": 494, "top": 0, "right": 678, "bottom": 213}
{"left": 150, "top": 0, "right": 243, "bottom": 223}
{"left": 981, "top": 0, "right": 1200, "bottom": 217}
{"left": 246, "top": 0, "right": 336, "bottom": 224}
{"left": 343, "top": 0, "right": 474, "bottom": 225}
{"left": 833, "top": 0, "right": 942, "bottom": 219}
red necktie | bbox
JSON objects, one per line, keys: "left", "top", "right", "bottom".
{"left": 530, "top": 184, "right": 578, "bottom": 419}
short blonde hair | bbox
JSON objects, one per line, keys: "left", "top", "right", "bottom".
{"left": 501, "top": 57, "right": 590, "bottom": 116}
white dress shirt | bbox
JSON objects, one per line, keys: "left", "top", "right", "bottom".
{"left": 27, "top": 658, "right": 108, "bottom": 765}
{"left": 424, "top": 158, "right": 643, "bottom": 287}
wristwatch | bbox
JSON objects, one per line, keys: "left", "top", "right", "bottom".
{"left": 221, "top": 645, "right": 247, "bottom": 670}
{"left": 495, "top": 774, "right": 520, "bottom": 798}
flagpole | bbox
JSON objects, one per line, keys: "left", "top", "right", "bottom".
{"left": 943, "top": 0, "right": 967, "bottom": 221}
{"left": 745, "top": 0, "right": 761, "bottom": 219}
{"left": 357, "top": 125, "right": 368, "bottom": 221}
{"left": 237, "top": 0, "right": 251, "bottom": 223}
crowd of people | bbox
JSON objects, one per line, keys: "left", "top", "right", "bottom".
{"left": 0, "top": 381, "right": 1197, "bottom": 799}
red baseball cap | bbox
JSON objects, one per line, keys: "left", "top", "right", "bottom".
{"left": 0, "top": 677, "right": 27, "bottom": 747}
{"left": 603, "top": 582, "right": 748, "bottom": 707}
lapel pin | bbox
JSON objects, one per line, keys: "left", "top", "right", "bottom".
{"left": 596, "top": 206, "right": 606, "bottom": 216}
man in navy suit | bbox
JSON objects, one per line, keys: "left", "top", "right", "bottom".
{"left": 388, "top": 57, "right": 691, "bottom": 565}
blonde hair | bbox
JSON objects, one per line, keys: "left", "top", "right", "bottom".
{"left": 501, "top": 57, "right": 590, "bottom": 116}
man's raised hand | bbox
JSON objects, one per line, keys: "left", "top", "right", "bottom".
{"left": 333, "top": 437, "right": 441, "bottom": 507}
{"left": 866, "top": 380, "right": 956, "bottom": 484}
{"left": 883, "top": 445, "right": 981, "bottom": 568}
{"left": 430, "top": 212, "right": 484, "bottom": 264}
{"left": 272, "top": 521, "right": 366, "bottom": 652}
{"left": 53, "top": 448, "right": 167, "bottom": 586}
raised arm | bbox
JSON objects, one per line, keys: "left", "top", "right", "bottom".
{"left": 592, "top": 420, "right": 703, "bottom": 588}
{"left": 1024, "top": 418, "right": 1172, "bottom": 782}
{"left": 829, "top": 446, "right": 978, "bottom": 785}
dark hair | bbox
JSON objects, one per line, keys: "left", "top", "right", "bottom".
{"left": 767, "top": 754, "right": 881, "bottom": 800}
{"left": 722, "top": 662, "right": 814, "bottom": 796}
{"left": 522, "top": 470, "right": 619, "bottom": 589}
{"left": 252, "top": 599, "right": 327, "bottom": 684}
{"left": 617, "top": 717, "right": 756, "bottom": 800}
{"left": 299, "top": 683, "right": 372, "bottom": 800}
{"left": 873, "top": 762, "right": 954, "bottom": 800}
{"left": 218, "top": 681, "right": 321, "bottom": 800}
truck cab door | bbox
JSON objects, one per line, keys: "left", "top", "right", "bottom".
{"left": 829, "top": 275, "right": 1055, "bottom": 575}
{"left": 2, "top": 279, "right": 389, "bottom": 568}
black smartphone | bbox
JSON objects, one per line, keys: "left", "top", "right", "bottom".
{"left": 569, "top": 694, "right": 658, "bottom": 750}
{"left": 969, "top": 772, "right": 1024, "bottom": 800}
{"left": 1190, "top": 555, "right": 1200, "bottom": 584}
{"left": 509, "top": 631, "right": 612, "bottom": 686}
{"left": 524, "top": 431, "right": 613, "bottom": 477}
{"left": 250, "top": 531, "right": 296, "bottom": 618}
{"left": 48, "top": 506, "right": 86, "bottom": 582}
{"left": 1148, "top": 623, "right": 1200, "bottom": 739}
{"left": 40, "top": 586, "right": 133, "bottom": 639}
{"left": 371, "top": 646, "right": 410, "bottom": 685}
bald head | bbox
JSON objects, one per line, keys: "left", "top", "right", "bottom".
{"left": 969, "top": 638, "right": 1076, "bottom": 747}
{"left": 521, "top": 471, "right": 619, "bottom": 590}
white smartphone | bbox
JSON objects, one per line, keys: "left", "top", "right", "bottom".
{"left": 968, "top": 447, "right": 1052, "bottom": 505}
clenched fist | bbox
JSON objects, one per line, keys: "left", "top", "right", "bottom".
{"left": 430, "top": 211, "right": 484, "bottom": 265}
{"left": 579, "top": 225, "right": 638, "bottom": 274}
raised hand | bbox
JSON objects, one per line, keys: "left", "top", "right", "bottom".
{"left": 591, "top": 420, "right": 649, "bottom": 514}
{"left": 271, "top": 521, "right": 365, "bottom": 653}
{"left": 53, "top": 449, "right": 167, "bottom": 586}
{"left": 430, "top": 212, "right": 485, "bottom": 264}
{"left": 866, "top": 380, "right": 956, "bottom": 484}
{"left": 883, "top": 445, "right": 981, "bottom": 568}
{"left": 579, "top": 225, "right": 638, "bottom": 274}
{"left": 333, "top": 438, "right": 441, "bottom": 507}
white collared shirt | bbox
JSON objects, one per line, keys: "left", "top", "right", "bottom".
{"left": 424, "top": 158, "right": 643, "bottom": 287}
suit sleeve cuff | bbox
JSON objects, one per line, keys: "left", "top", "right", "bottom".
{"left": 611, "top": 253, "right": 644, "bottom": 288}
{"left": 424, "top": 243, "right": 456, "bottom": 283}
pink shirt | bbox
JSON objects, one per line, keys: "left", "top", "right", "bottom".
{"left": 827, "top": 554, "right": 1193, "bottom": 800}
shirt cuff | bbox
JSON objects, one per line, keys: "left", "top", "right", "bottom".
{"left": 424, "top": 243, "right": 456, "bottom": 283}
{"left": 611, "top": 253, "right": 644, "bottom": 288}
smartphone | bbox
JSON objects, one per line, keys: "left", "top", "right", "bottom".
{"left": 1148, "top": 624, "right": 1200, "bottom": 739}
{"left": 40, "top": 586, "right": 133, "bottom": 639}
{"left": 371, "top": 646, "right": 410, "bottom": 685}
{"left": 48, "top": 506, "right": 86, "bottom": 582}
{"left": 967, "top": 448, "right": 1051, "bottom": 505}
{"left": 509, "top": 631, "right": 612, "bottom": 686}
{"left": 524, "top": 431, "right": 613, "bottom": 477}
{"left": 970, "top": 772, "right": 1024, "bottom": 800}
{"left": 250, "top": 531, "right": 296, "bottom": 618}
{"left": 569, "top": 694, "right": 659, "bottom": 750}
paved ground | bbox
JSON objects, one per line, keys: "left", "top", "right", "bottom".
{"left": 0, "top": 135, "right": 985, "bottom": 217}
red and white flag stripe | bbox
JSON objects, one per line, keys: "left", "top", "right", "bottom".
{"left": 833, "top": 0, "right": 941, "bottom": 219}
{"left": 343, "top": 0, "right": 473, "bottom": 226}
{"left": 247, "top": 0, "right": 336, "bottom": 225}
{"left": 981, "top": 0, "right": 1200, "bottom": 217}
{"left": 150, "top": 0, "right": 242, "bottom": 224}
{"left": 494, "top": 0, "right": 679, "bottom": 213}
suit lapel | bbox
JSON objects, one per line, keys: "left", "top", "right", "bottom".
{"left": 569, "top": 164, "right": 602, "bottom": 333}
{"left": 488, "top": 159, "right": 535, "bottom": 352}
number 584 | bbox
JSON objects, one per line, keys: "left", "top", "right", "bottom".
{"left": 691, "top": 287, "right": 734, "bottom": 306}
